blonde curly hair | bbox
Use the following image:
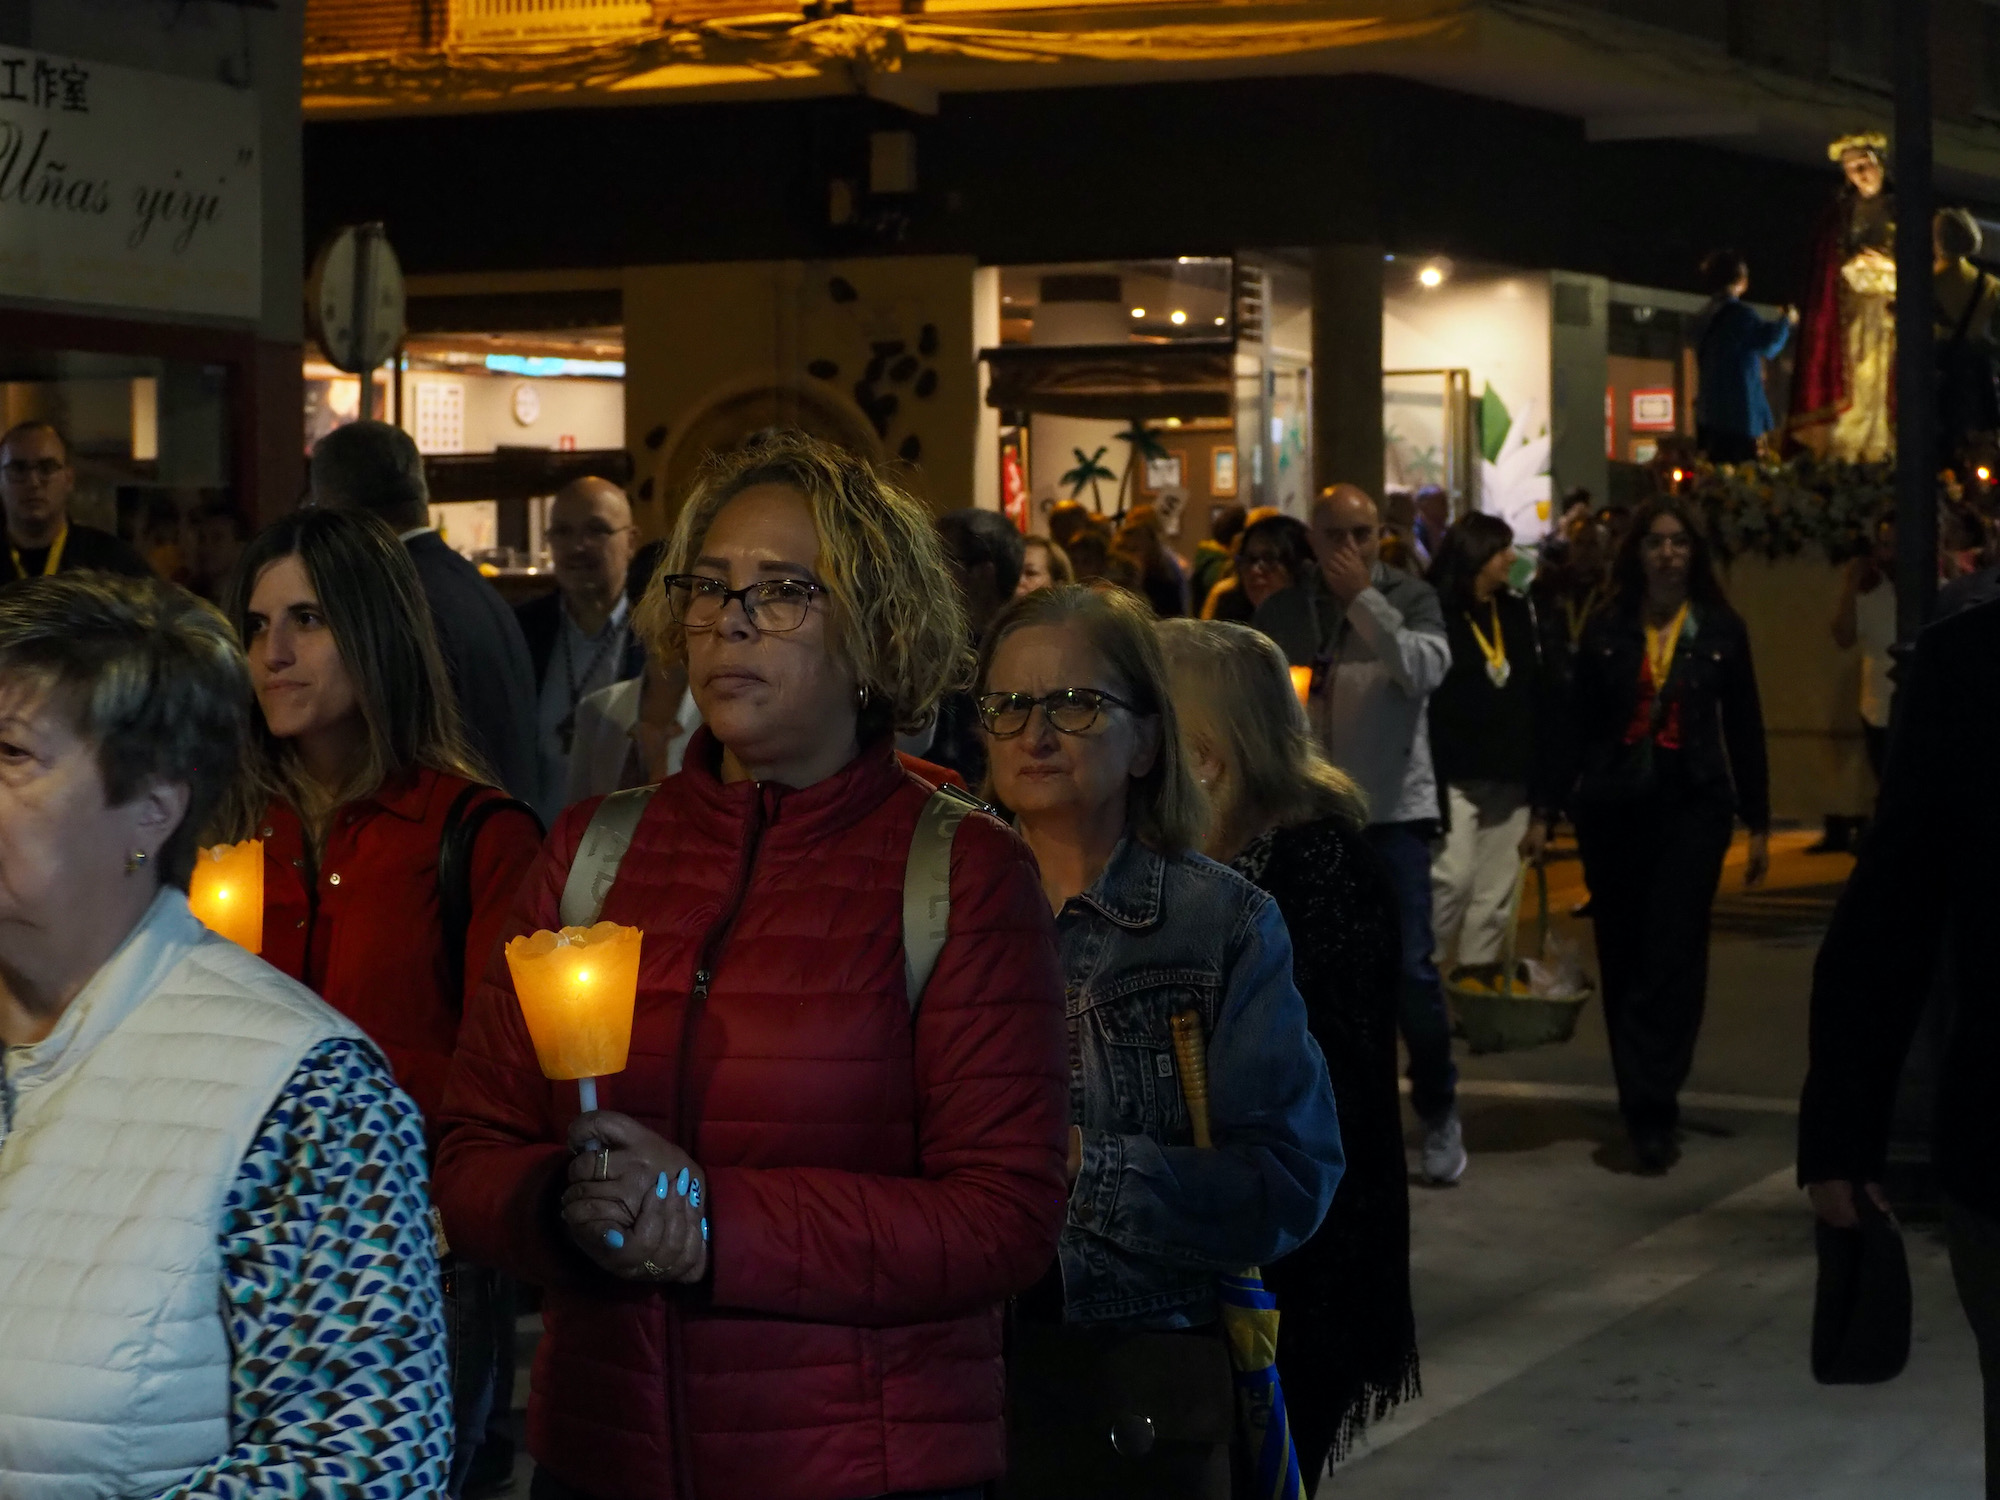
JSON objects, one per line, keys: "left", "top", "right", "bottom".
{"left": 641, "top": 432, "right": 970, "bottom": 733}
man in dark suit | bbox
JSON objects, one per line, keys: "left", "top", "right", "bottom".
{"left": 1801, "top": 597, "right": 2000, "bottom": 1485}
{"left": 515, "top": 475, "right": 647, "bottom": 819}
{"left": 309, "top": 421, "right": 537, "bottom": 800}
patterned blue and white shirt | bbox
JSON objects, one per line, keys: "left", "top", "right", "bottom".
{"left": 149, "top": 1037, "right": 453, "bottom": 1499}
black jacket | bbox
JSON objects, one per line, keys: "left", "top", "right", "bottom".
{"left": 1233, "top": 816, "right": 1417, "bottom": 1442}
{"left": 1428, "top": 589, "right": 1564, "bottom": 811}
{"left": 516, "top": 588, "right": 648, "bottom": 691}
{"left": 1, "top": 521, "right": 150, "bottom": 583}
{"left": 1800, "top": 598, "right": 2000, "bottom": 1218}
{"left": 1569, "top": 597, "right": 1769, "bottom": 830}
{"left": 406, "top": 531, "right": 538, "bottom": 800}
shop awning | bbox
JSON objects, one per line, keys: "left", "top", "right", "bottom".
{"left": 980, "top": 340, "right": 1235, "bottom": 419}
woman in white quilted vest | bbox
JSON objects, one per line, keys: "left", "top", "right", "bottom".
{"left": 0, "top": 573, "right": 452, "bottom": 1498}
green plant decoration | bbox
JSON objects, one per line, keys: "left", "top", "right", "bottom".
{"left": 1112, "top": 419, "right": 1171, "bottom": 512}
{"left": 1682, "top": 455, "right": 1895, "bottom": 562}
{"left": 1062, "top": 445, "right": 1117, "bottom": 511}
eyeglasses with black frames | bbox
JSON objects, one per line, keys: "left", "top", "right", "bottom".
{"left": 0, "top": 459, "right": 64, "bottom": 483}
{"left": 976, "top": 687, "right": 1142, "bottom": 738}
{"left": 660, "top": 573, "right": 826, "bottom": 633}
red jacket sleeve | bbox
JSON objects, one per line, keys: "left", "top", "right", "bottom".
{"left": 705, "top": 815, "right": 1070, "bottom": 1326}
{"left": 435, "top": 799, "right": 595, "bottom": 1288}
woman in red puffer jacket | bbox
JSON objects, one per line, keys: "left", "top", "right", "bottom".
{"left": 435, "top": 433, "right": 1070, "bottom": 1500}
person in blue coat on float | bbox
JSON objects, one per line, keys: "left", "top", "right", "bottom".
{"left": 1693, "top": 248, "right": 1798, "bottom": 465}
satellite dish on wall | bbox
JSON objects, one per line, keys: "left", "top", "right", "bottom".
{"left": 307, "top": 223, "right": 406, "bottom": 418}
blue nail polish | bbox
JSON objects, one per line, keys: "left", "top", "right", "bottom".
{"left": 689, "top": 1180, "right": 701, "bottom": 1209}
{"left": 675, "top": 1167, "right": 690, "bottom": 1198}
{"left": 604, "top": 1229, "right": 625, "bottom": 1250}
{"left": 655, "top": 1171, "right": 669, "bottom": 1200}
{"left": 700, "top": 1218, "right": 708, "bottom": 1242}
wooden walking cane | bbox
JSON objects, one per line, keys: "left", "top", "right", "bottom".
{"left": 1170, "top": 1011, "right": 1309, "bottom": 1500}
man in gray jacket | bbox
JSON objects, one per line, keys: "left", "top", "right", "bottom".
{"left": 1256, "top": 483, "right": 1462, "bottom": 1183}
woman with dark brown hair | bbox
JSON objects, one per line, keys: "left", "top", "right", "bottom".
{"left": 1567, "top": 496, "right": 1769, "bottom": 1174}
{"left": 220, "top": 508, "right": 545, "bottom": 1495}
{"left": 1112, "top": 503, "right": 1190, "bottom": 618}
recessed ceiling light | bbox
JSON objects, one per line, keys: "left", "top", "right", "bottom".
{"left": 1170, "top": 310, "right": 1187, "bottom": 325}
{"left": 1131, "top": 307, "right": 1145, "bottom": 318}
{"left": 1418, "top": 265, "right": 1445, "bottom": 288}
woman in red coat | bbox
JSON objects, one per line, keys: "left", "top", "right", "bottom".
{"left": 217, "top": 507, "right": 544, "bottom": 1495}
{"left": 435, "top": 433, "right": 1071, "bottom": 1500}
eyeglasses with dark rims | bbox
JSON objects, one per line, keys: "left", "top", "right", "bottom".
{"left": 976, "top": 687, "right": 1143, "bottom": 738}
{"left": 660, "top": 573, "right": 826, "bottom": 633}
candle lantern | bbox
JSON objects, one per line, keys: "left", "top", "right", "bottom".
{"left": 505, "top": 921, "right": 644, "bottom": 1110}
{"left": 189, "top": 839, "right": 264, "bottom": 953}
{"left": 1288, "top": 665, "right": 1313, "bottom": 709}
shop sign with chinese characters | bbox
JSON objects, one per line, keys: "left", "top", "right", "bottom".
{"left": 0, "top": 49, "right": 260, "bottom": 321}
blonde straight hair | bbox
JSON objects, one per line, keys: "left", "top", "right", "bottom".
{"left": 977, "top": 584, "right": 1208, "bottom": 856}
{"left": 1157, "top": 618, "right": 1367, "bottom": 857}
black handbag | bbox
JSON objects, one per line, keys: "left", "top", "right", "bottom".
{"left": 1810, "top": 1193, "right": 1912, "bottom": 1385}
{"left": 1000, "top": 1320, "right": 1235, "bottom": 1500}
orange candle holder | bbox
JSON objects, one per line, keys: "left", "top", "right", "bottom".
{"left": 505, "top": 921, "right": 643, "bottom": 1084}
{"left": 189, "top": 839, "right": 264, "bottom": 953}
{"left": 1289, "top": 665, "right": 1313, "bottom": 708}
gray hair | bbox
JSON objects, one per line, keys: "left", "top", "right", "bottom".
{"left": 310, "top": 419, "right": 428, "bottom": 528}
{"left": 0, "top": 573, "right": 249, "bottom": 888}
{"left": 1157, "top": 617, "right": 1367, "bottom": 853}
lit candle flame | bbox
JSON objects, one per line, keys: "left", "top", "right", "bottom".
{"left": 189, "top": 839, "right": 263, "bottom": 953}
{"left": 505, "top": 922, "right": 643, "bottom": 1081}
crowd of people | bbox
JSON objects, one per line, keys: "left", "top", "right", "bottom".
{"left": 16, "top": 397, "right": 1962, "bottom": 1500}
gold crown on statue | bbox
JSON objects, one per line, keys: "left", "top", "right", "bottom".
{"left": 1828, "top": 131, "right": 1888, "bottom": 162}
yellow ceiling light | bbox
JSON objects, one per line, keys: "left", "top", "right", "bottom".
{"left": 1131, "top": 307, "right": 1146, "bottom": 317}
{"left": 1418, "top": 264, "right": 1445, "bottom": 288}
{"left": 1170, "top": 310, "right": 1187, "bottom": 324}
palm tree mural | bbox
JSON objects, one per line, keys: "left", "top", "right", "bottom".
{"left": 1062, "top": 445, "right": 1117, "bottom": 512}
{"left": 1113, "top": 418, "right": 1170, "bottom": 513}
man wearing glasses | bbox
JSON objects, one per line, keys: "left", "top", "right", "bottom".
{"left": 0, "top": 422, "right": 149, "bottom": 585}
{"left": 518, "top": 475, "right": 646, "bottom": 819}
{"left": 1263, "top": 482, "right": 1459, "bottom": 1185}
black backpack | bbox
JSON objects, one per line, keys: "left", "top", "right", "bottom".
{"left": 437, "top": 783, "right": 543, "bottom": 1006}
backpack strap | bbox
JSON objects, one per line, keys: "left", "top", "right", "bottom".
{"left": 902, "top": 783, "right": 988, "bottom": 1016}
{"left": 439, "top": 783, "right": 544, "bottom": 1005}
{"left": 559, "top": 784, "right": 658, "bottom": 928}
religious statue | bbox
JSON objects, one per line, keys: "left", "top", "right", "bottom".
{"left": 1788, "top": 133, "right": 1896, "bottom": 463}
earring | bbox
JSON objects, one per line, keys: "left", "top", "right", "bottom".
{"left": 124, "top": 849, "right": 148, "bottom": 875}
{"left": 855, "top": 684, "right": 868, "bottom": 710}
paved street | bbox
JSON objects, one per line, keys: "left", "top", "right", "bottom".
{"left": 1335, "top": 831, "right": 1986, "bottom": 1497}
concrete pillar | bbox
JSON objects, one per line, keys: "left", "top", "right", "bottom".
{"left": 1549, "top": 271, "right": 1610, "bottom": 513}
{"left": 1311, "top": 244, "right": 1384, "bottom": 500}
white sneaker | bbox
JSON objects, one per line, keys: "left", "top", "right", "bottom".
{"left": 1421, "top": 1110, "right": 1468, "bottom": 1185}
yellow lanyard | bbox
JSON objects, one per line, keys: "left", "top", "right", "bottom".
{"left": 1467, "top": 602, "right": 1509, "bottom": 687}
{"left": 1644, "top": 601, "right": 1690, "bottom": 689}
{"left": 9, "top": 524, "right": 66, "bottom": 580}
{"left": 1564, "top": 583, "right": 1604, "bottom": 646}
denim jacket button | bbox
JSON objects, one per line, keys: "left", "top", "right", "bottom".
{"left": 1074, "top": 1199, "right": 1095, "bottom": 1225}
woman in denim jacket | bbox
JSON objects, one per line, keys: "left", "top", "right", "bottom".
{"left": 978, "top": 584, "right": 1343, "bottom": 1499}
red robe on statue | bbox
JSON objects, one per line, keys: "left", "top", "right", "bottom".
{"left": 1785, "top": 200, "right": 1852, "bottom": 453}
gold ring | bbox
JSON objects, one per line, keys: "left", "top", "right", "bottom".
{"left": 595, "top": 1149, "right": 612, "bottom": 1182}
